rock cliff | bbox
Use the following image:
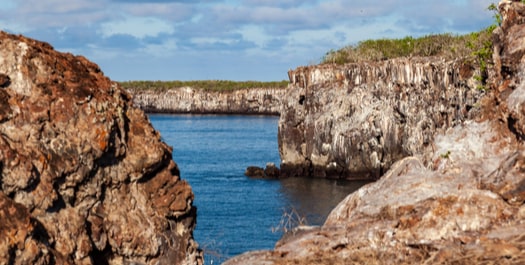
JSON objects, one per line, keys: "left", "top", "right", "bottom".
{"left": 279, "top": 56, "right": 485, "bottom": 179}
{"left": 225, "top": 1, "right": 525, "bottom": 264}
{"left": 129, "top": 87, "right": 285, "bottom": 115}
{"left": 0, "top": 32, "right": 202, "bottom": 264}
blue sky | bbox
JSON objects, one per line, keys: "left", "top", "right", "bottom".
{"left": 1, "top": 0, "right": 495, "bottom": 81}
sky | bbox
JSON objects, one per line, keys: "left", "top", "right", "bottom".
{"left": 0, "top": 0, "right": 495, "bottom": 81}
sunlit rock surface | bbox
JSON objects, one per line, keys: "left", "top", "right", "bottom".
{"left": 279, "top": 55, "right": 484, "bottom": 179}
{"left": 0, "top": 31, "right": 202, "bottom": 265}
{"left": 130, "top": 87, "right": 285, "bottom": 115}
{"left": 225, "top": 1, "right": 525, "bottom": 264}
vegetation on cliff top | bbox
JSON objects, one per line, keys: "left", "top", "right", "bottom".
{"left": 321, "top": 1, "right": 502, "bottom": 90}
{"left": 120, "top": 80, "right": 289, "bottom": 92}
{"left": 321, "top": 3, "right": 506, "bottom": 67}
{"left": 321, "top": 27, "right": 493, "bottom": 65}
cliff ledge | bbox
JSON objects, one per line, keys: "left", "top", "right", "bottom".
{"left": 130, "top": 86, "right": 285, "bottom": 115}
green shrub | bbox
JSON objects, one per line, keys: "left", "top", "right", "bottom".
{"left": 321, "top": 29, "right": 493, "bottom": 65}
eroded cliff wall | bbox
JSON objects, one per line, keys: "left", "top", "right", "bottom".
{"left": 130, "top": 87, "right": 286, "bottom": 115}
{"left": 225, "top": 1, "right": 525, "bottom": 264}
{"left": 279, "top": 56, "right": 485, "bottom": 179}
{"left": 0, "top": 32, "right": 201, "bottom": 264}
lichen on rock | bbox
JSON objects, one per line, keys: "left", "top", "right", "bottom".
{"left": 0, "top": 31, "right": 202, "bottom": 265}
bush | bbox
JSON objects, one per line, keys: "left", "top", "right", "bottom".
{"left": 321, "top": 28, "right": 493, "bottom": 65}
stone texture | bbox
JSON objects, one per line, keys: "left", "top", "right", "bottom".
{"left": 279, "top": 54, "right": 484, "bottom": 179}
{"left": 244, "top": 163, "right": 280, "bottom": 178}
{"left": 129, "top": 87, "right": 285, "bottom": 115}
{"left": 225, "top": 1, "right": 525, "bottom": 264}
{"left": 0, "top": 31, "right": 202, "bottom": 264}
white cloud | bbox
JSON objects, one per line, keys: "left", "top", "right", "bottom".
{"left": 120, "top": 2, "right": 194, "bottom": 21}
{"left": 100, "top": 16, "right": 174, "bottom": 38}
{"left": 15, "top": 0, "right": 104, "bottom": 15}
{"left": 1, "top": 0, "right": 496, "bottom": 81}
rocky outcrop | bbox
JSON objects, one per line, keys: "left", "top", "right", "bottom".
{"left": 0, "top": 32, "right": 202, "bottom": 264}
{"left": 225, "top": 1, "right": 525, "bottom": 264}
{"left": 244, "top": 163, "right": 280, "bottom": 178}
{"left": 129, "top": 87, "right": 285, "bottom": 115}
{"left": 279, "top": 53, "right": 485, "bottom": 179}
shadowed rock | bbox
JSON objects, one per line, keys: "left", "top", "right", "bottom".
{"left": 245, "top": 163, "right": 281, "bottom": 178}
{"left": 0, "top": 73, "right": 10, "bottom": 88}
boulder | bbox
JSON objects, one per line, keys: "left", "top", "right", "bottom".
{"left": 225, "top": 1, "right": 525, "bottom": 264}
{"left": 245, "top": 163, "right": 281, "bottom": 178}
{"left": 0, "top": 31, "right": 202, "bottom": 264}
{"left": 264, "top": 162, "right": 280, "bottom": 178}
{"left": 245, "top": 166, "right": 266, "bottom": 178}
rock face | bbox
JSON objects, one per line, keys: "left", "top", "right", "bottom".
{"left": 129, "top": 87, "right": 285, "bottom": 115}
{"left": 244, "top": 163, "right": 280, "bottom": 178}
{"left": 225, "top": 1, "right": 525, "bottom": 264}
{"left": 279, "top": 55, "right": 485, "bottom": 179}
{"left": 0, "top": 32, "right": 202, "bottom": 264}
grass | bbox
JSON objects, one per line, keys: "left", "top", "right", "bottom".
{"left": 119, "top": 80, "right": 289, "bottom": 92}
{"left": 272, "top": 207, "right": 308, "bottom": 234}
{"left": 320, "top": 26, "right": 495, "bottom": 89}
{"left": 321, "top": 27, "right": 494, "bottom": 65}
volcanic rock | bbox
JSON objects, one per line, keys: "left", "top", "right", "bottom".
{"left": 245, "top": 166, "right": 266, "bottom": 178}
{"left": 129, "top": 87, "right": 285, "bottom": 115}
{"left": 245, "top": 163, "right": 280, "bottom": 178}
{"left": 264, "top": 162, "right": 280, "bottom": 178}
{"left": 279, "top": 50, "right": 485, "bottom": 179}
{"left": 0, "top": 31, "right": 202, "bottom": 264}
{"left": 225, "top": 1, "right": 525, "bottom": 264}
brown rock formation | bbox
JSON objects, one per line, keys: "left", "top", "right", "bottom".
{"left": 225, "top": 0, "right": 525, "bottom": 264}
{"left": 0, "top": 32, "right": 202, "bottom": 264}
{"left": 244, "top": 163, "right": 280, "bottom": 178}
{"left": 279, "top": 53, "right": 484, "bottom": 179}
{"left": 129, "top": 87, "right": 285, "bottom": 115}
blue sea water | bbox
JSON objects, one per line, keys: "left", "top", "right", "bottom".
{"left": 149, "top": 114, "right": 369, "bottom": 264}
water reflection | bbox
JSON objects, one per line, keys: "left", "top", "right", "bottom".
{"left": 278, "top": 177, "right": 372, "bottom": 225}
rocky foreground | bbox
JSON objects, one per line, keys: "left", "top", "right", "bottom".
{"left": 0, "top": 32, "right": 201, "bottom": 264}
{"left": 225, "top": 0, "right": 525, "bottom": 264}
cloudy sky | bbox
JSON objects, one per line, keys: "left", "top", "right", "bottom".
{"left": 1, "top": 0, "right": 495, "bottom": 81}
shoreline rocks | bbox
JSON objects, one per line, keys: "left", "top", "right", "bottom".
{"left": 0, "top": 31, "right": 202, "bottom": 264}
{"left": 245, "top": 163, "right": 281, "bottom": 178}
{"left": 224, "top": 1, "right": 525, "bottom": 264}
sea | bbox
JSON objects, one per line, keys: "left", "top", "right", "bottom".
{"left": 149, "top": 114, "right": 369, "bottom": 264}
